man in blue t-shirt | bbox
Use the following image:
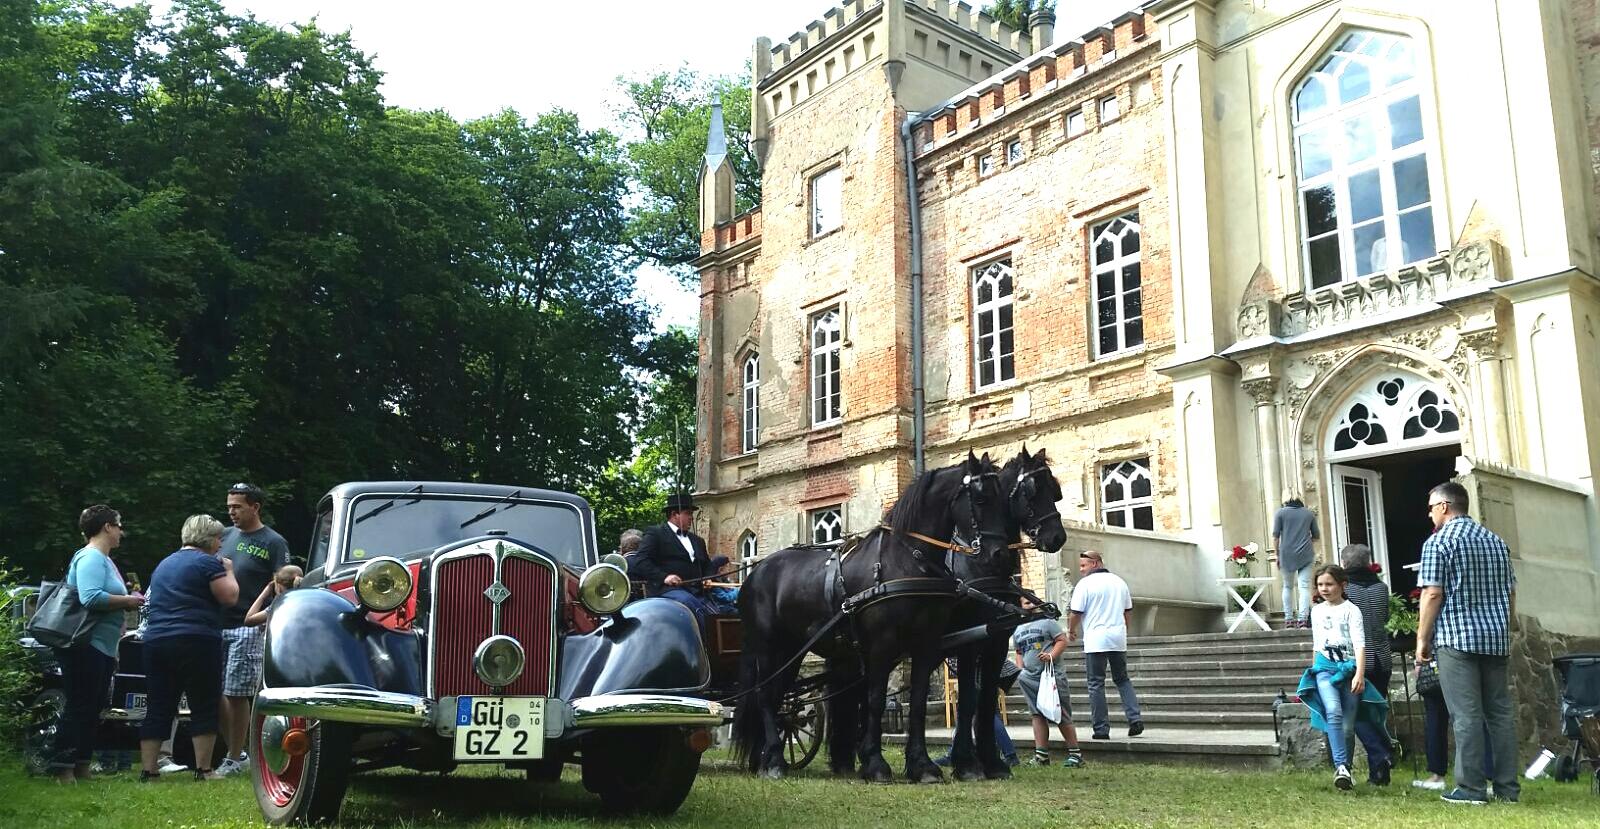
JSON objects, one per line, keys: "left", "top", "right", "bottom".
{"left": 216, "top": 483, "right": 290, "bottom": 776}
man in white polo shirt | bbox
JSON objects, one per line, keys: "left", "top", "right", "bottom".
{"left": 1068, "top": 550, "right": 1145, "bottom": 739}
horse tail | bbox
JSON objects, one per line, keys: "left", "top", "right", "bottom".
{"left": 730, "top": 634, "right": 766, "bottom": 772}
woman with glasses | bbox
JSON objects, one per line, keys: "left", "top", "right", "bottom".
{"left": 53, "top": 505, "right": 145, "bottom": 783}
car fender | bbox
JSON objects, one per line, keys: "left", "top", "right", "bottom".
{"left": 557, "top": 597, "right": 709, "bottom": 700}
{"left": 263, "top": 588, "right": 423, "bottom": 696}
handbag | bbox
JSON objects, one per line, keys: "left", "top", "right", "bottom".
{"left": 26, "top": 575, "right": 93, "bottom": 649}
{"left": 1416, "top": 659, "right": 1441, "bottom": 695}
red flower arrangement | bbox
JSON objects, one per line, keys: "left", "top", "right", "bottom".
{"left": 1408, "top": 587, "right": 1422, "bottom": 601}
{"left": 1224, "top": 542, "right": 1260, "bottom": 578}
{"left": 1368, "top": 562, "right": 1383, "bottom": 575}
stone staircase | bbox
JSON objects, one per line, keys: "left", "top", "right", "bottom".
{"left": 910, "top": 628, "right": 1314, "bottom": 767}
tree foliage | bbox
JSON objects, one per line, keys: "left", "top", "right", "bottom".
{"left": 982, "top": 0, "right": 1055, "bottom": 31}
{"left": 0, "top": 0, "right": 697, "bottom": 579}
{"left": 617, "top": 67, "right": 761, "bottom": 274}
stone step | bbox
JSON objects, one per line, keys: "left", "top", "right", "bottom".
{"left": 1111, "top": 629, "right": 1311, "bottom": 647}
{"left": 1072, "top": 641, "right": 1316, "bottom": 660}
{"left": 895, "top": 725, "right": 1281, "bottom": 768}
{"left": 1051, "top": 657, "right": 1309, "bottom": 677}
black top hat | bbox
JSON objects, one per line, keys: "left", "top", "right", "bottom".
{"left": 663, "top": 492, "right": 698, "bottom": 513}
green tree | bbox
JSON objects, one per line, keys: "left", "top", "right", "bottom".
{"left": 982, "top": 0, "right": 1054, "bottom": 31}
{"left": 618, "top": 67, "right": 760, "bottom": 274}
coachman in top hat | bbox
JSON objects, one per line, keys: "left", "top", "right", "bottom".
{"left": 629, "top": 492, "right": 718, "bottom": 631}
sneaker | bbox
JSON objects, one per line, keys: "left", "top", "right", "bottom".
{"left": 156, "top": 757, "right": 189, "bottom": 775}
{"left": 139, "top": 770, "right": 160, "bottom": 783}
{"left": 1127, "top": 721, "right": 1145, "bottom": 738}
{"left": 1090, "top": 731, "right": 1111, "bottom": 740}
{"left": 1412, "top": 778, "right": 1446, "bottom": 791}
{"left": 1492, "top": 790, "right": 1520, "bottom": 805}
{"left": 214, "top": 757, "right": 244, "bottom": 777}
{"left": 1061, "top": 753, "right": 1085, "bottom": 768}
{"left": 1441, "top": 788, "right": 1489, "bottom": 805}
{"left": 1334, "top": 764, "right": 1353, "bottom": 790}
{"left": 193, "top": 768, "right": 225, "bottom": 781}
{"left": 1367, "top": 760, "right": 1392, "bottom": 786}
{"left": 1004, "top": 755, "right": 1021, "bottom": 767}
{"left": 1026, "top": 754, "right": 1050, "bottom": 767}
{"left": 933, "top": 754, "right": 951, "bottom": 768}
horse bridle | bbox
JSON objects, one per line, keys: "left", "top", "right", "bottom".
{"left": 1007, "top": 465, "right": 1061, "bottom": 545}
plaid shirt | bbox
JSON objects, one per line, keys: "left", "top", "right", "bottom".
{"left": 1418, "top": 515, "right": 1516, "bottom": 656}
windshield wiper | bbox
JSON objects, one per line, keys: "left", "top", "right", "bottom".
{"left": 353, "top": 484, "right": 424, "bottom": 525}
{"left": 459, "top": 489, "right": 522, "bottom": 529}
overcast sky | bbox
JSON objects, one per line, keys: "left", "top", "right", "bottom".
{"left": 144, "top": 0, "right": 1137, "bottom": 329}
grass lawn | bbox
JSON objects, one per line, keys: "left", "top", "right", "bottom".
{"left": 3, "top": 750, "right": 1597, "bottom": 829}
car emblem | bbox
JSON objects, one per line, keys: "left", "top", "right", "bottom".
{"left": 484, "top": 581, "right": 511, "bottom": 605}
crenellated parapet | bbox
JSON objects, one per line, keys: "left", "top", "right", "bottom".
{"left": 910, "top": 8, "right": 1156, "bottom": 155}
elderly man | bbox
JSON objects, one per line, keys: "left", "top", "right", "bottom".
{"left": 1339, "top": 544, "right": 1395, "bottom": 785}
{"left": 1068, "top": 550, "right": 1144, "bottom": 739}
{"left": 1415, "top": 481, "right": 1519, "bottom": 805}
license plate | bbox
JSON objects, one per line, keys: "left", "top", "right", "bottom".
{"left": 453, "top": 697, "right": 544, "bottom": 761}
{"left": 125, "top": 693, "right": 147, "bottom": 711}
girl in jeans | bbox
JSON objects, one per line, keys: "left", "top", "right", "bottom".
{"left": 1295, "top": 564, "right": 1375, "bottom": 790}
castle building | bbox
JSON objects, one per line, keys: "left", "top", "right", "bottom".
{"left": 692, "top": 0, "right": 1600, "bottom": 695}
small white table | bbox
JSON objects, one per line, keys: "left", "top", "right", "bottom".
{"left": 1218, "top": 576, "right": 1276, "bottom": 633}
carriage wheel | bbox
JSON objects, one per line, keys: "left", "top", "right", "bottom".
{"left": 781, "top": 698, "right": 826, "bottom": 770}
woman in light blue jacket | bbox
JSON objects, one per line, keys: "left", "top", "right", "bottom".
{"left": 53, "top": 505, "right": 145, "bottom": 783}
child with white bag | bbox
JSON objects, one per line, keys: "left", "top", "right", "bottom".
{"left": 1013, "top": 597, "right": 1085, "bottom": 767}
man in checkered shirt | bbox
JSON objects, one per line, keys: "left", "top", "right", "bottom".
{"left": 1415, "top": 481, "right": 1518, "bottom": 805}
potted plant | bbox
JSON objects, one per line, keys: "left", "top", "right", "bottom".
{"left": 1224, "top": 543, "right": 1261, "bottom": 603}
{"left": 1387, "top": 586, "right": 1421, "bottom": 651}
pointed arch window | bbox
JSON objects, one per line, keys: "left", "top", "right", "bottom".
{"left": 972, "top": 259, "right": 1016, "bottom": 389}
{"left": 811, "top": 308, "right": 843, "bottom": 426}
{"left": 810, "top": 506, "right": 844, "bottom": 544}
{"left": 1327, "top": 372, "right": 1460, "bottom": 459}
{"left": 1091, "top": 212, "right": 1143, "bottom": 357}
{"left": 741, "top": 352, "right": 760, "bottom": 453}
{"left": 737, "top": 530, "right": 758, "bottom": 580}
{"left": 1293, "top": 30, "right": 1437, "bottom": 289}
{"left": 1100, "top": 458, "right": 1154, "bottom": 530}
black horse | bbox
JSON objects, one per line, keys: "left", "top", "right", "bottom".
{"left": 731, "top": 452, "right": 1011, "bottom": 783}
{"left": 944, "top": 446, "right": 1068, "bottom": 781}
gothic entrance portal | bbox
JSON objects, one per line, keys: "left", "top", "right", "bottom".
{"left": 1324, "top": 370, "right": 1463, "bottom": 597}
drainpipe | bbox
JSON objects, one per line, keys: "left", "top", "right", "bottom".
{"left": 901, "top": 114, "right": 926, "bottom": 476}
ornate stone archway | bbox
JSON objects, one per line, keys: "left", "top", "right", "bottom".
{"left": 1288, "top": 341, "right": 1475, "bottom": 501}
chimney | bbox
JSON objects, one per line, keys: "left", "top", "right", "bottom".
{"left": 1029, "top": 6, "right": 1056, "bottom": 51}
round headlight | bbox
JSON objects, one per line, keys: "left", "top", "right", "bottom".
{"left": 578, "top": 563, "right": 630, "bottom": 615}
{"left": 354, "top": 557, "right": 412, "bottom": 612}
{"left": 473, "top": 635, "right": 525, "bottom": 687}
{"left": 601, "top": 552, "right": 628, "bottom": 573}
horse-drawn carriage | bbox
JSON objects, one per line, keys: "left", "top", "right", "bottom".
{"left": 655, "top": 447, "right": 1067, "bottom": 784}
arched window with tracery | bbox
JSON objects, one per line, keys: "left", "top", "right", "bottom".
{"left": 1327, "top": 371, "right": 1461, "bottom": 459}
{"left": 1293, "top": 30, "right": 1437, "bottom": 289}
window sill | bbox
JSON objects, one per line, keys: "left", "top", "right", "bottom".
{"left": 805, "top": 226, "right": 844, "bottom": 248}
{"left": 1086, "top": 347, "right": 1148, "bottom": 376}
{"left": 809, "top": 422, "right": 843, "bottom": 438}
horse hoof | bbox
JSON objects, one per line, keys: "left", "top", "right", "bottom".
{"left": 761, "top": 766, "right": 787, "bottom": 780}
{"left": 954, "top": 767, "right": 984, "bottom": 782}
{"left": 984, "top": 766, "right": 1013, "bottom": 781}
{"left": 859, "top": 764, "right": 893, "bottom": 784}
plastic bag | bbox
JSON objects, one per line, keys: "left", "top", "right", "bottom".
{"left": 1037, "top": 668, "right": 1062, "bottom": 724}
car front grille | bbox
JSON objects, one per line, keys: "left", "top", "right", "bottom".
{"left": 431, "top": 548, "right": 556, "bottom": 697}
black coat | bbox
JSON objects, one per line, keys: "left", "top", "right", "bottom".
{"left": 629, "top": 523, "right": 714, "bottom": 594}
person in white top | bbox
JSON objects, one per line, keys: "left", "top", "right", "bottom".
{"left": 1306, "top": 564, "right": 1368, "bottom": 791}
{"left": 1066, "top": 551, "right": 1144, "bottom": 739}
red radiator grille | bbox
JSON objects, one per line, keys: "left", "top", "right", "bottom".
{"left": 431, "top": 552, "right": 556, "bottom": 697}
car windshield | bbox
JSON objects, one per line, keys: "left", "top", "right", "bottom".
{"left": 343, "top": 494, "right": 590, "bottom": 570}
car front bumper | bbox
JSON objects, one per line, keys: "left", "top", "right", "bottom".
{"left": 254, "top": 686, "right": 724, "bottom": 734}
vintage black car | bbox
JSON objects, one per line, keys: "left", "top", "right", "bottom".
{"left": 250, "top": 482, "right": 722, "bottom": 825}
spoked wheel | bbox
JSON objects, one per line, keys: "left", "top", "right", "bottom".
{"left": 250, "top": 707, "right": 352, "bottom": 826}
{"left": 22, "top": 688, "right": 66, "bottom": 776}
{"left": 781, "top": 697, "right": 826, "bottom": 770}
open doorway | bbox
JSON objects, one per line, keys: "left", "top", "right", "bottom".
{"left": 1330, "top": 444, "right": 1459, "bottom": 597}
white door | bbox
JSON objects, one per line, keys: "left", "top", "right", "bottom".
{"left": 1329, "top": 464, "right": 1390, "bottom": 581}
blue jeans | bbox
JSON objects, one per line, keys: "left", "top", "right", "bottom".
{"left": 1313, "top": 669, "right": 1359, "bottom": 767}
{"left": 992, "top": 713, "right": 1017, "bottom": 761}
{"left": 659, "top": 588, "right": 714, "bottom": 632}
{"left": 1282, "top": 566, "right": 1312, "bottom": 623}
{"left": 1085, "top": 651, "right": 1142, "bottom": 735}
